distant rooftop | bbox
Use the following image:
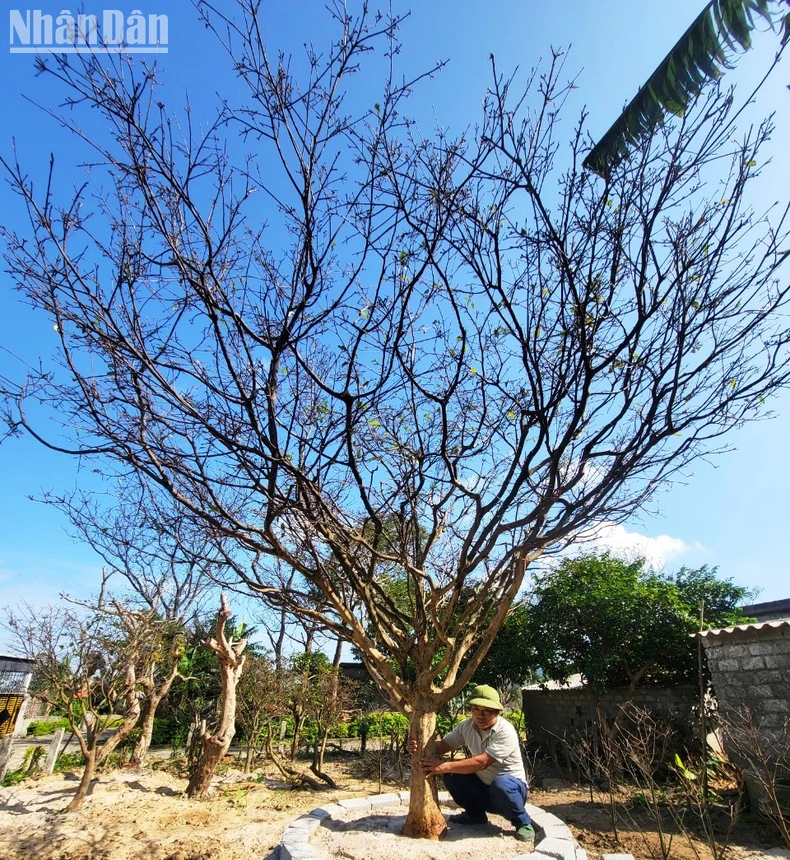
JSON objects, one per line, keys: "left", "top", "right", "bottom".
{"left": 741, "top": 598, "right": 790, "bottom": 623}
{"left": 0, "top": 654, "right": 36, "bottom": 670}
{"left": 0, "top": 654, "right": 36, "bottom": 695}
{"left": 699, "top": 618, "right": 790, "bottom": 639}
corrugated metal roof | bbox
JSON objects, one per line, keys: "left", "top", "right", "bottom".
{"left": 698, "top": 618, "right": 790, "bottom": 638}
{"left": 523, "top": 673, "right": 585, "bottom": 691}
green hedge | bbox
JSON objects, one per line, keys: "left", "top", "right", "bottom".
{"left": 27, "top": 718, "right": 71, "bottom": 737}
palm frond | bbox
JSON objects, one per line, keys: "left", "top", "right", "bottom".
{"left": 583, "top": 0, "right": 782, "bottom": 178}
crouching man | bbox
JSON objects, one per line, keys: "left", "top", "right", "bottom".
{"left": 409, "top": 684, "right": 534, "bottom": 845}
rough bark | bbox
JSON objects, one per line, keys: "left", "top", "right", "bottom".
{"left": 185, "top": 596, "right": 247, "bottom": 799}
{"left": 403, "top": 709, "right": 447, "bottom": 839}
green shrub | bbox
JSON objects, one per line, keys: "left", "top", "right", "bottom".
{"left": 54, "top": 751, "right": 86, "bottom": 772}
{"left": 349, "top": 711, "right": 409, "bottom": 739}
{"left": 1, "top": 768, "right": 26, "bottom": 787}
{"left": 328, "top": 721, "right": 350, "bottom": 739}
{"left": 1, "top": 745, "right": 46, "bottom": 787}
{"left": 150, "top": 716, "right": 185, "bottom": 746}
{"left": 504, "top": 709, "right": 525, "bottom": 735}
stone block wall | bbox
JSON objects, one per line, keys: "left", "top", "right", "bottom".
{"left": 701, "top": 623, "right": 790, "bottom": 733}
{"left": 700, "top": 621, "right": 790, "bottom": 813}
{"left": 521, "top": 685, "right": 697, "bottom": 747}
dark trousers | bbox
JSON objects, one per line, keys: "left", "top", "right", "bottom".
{"left": 443, "top": 772, "right": 530, "bottom": 829}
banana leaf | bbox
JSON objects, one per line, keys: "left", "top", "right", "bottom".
{"left": 584, "top": 0, "right": 783, "bottom": 178}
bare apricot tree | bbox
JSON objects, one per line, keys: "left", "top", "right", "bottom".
{"left": 6, "top": 601, "right": 154, "bottom": 810}
{"left": 2, "top": 0, "right": 790, "bottom": 837}
{"left": 45, "top": 483, "right": 216, "bottom": 766}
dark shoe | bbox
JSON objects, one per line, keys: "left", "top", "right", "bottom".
{"left": 516, "top": 824, "right": 535, "bottom": 846}
{"left": 448, "top": 811, "right": 488, "bottom": 825}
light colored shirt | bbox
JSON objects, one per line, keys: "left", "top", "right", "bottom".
{"left": 442, "top": 715, "right": 527, "bottom": 786}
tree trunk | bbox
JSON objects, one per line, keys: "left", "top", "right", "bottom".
{"left": 290, "top": 710, "right": 304, "bottom": 761}
{"left": 311, "top": 727, "right": 338, "bottom": 788}
{"left": 131, "top": 697, "right": 156, "bottom": 767}
{"left": 243, "top": 713, "right": 260, "bottom": 774}
{"left": 66, "top": 747, "right": 97, "bottom": 812}
{"left": 402, "top": 709, "right": 447, "bottom": 839}
{"left": 186, "top": 723, "right": 234, "bottom": 799}
{"left": 95, "top": 703, "right": 142, "bottom": 768}
{"left": 132, "top": 668, "right": 181, "bottom": 766}
{"left": 265, "top": 733, "right": 326, "bottom": 790}
{"left": 244, "top": 741, "right": 255, "bottom": 774}
{"left": 185, "top": 596, "right": 247, "bottom": 799}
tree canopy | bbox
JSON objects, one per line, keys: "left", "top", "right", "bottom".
{"left": 527, "top": 553, "right": 753, "bottom": 692}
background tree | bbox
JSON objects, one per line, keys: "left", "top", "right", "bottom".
{"left": 474, "top": 603, "right": 537, "bottom": 695}
{"left": 49, "top": 479, "right": 216, "bottom": 621}
{"left": 235, "top": 650, "right": 279, "bottom": 773}
{"left": 2, "top": 0, "right": 789, "bottom": 838}
{"left": 527, "top": 553, "right": 753, "bottom": 695}
{"left": 52, "top": 496, "right": 213, "bottom": 766}
{"left": 290, "top": 651, "right": 359, "bottom": 787}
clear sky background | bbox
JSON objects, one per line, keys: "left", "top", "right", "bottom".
{"left": 1, "top": 0, "right": 788, "bottom": 635}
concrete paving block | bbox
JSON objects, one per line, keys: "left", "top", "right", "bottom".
{"left": 527, "top": 805, "right": 565, "bottom": 828}
{"left": 369, "top": 792, "right": 402, "bottom": 806}
{"left": 601, "top": 854, "right": 636, "bottom": 860}
{"left": 541, "top": 823, "right": 577, "bottom": 840}
{"left": 280, "top": 844, "right": 318, "bottom": 860}
{"left": 295, "top": 815, "right": 322, "bottom": 835}
{"left": 516, "top": 852, "right": 557, "bottom": 860}
{"left": 398, "top": 790, "right": 411, "bottom": 802}
{"left": 534, "top": 836, "right": 579, "bottom": 860}
{"left": 306, "top": 807, "right": 331, "bottom": 821}
{"left": 310, "top": 802, "right": 345, "bottom": 819}
{"left": 338, "top": 796, "right": 373, "bottom": 811}
{"left": 282, "top": 826, "right": 310, "bottom": 844}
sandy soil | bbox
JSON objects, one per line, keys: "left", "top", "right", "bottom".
{"left": 314, "top": 804, "right": 532, "bottom": 860}
{"left": 0, "top": 758, "right": 788, "bottom": 860}
{"left": 0, "top": 759, "right": 385, "bottom": 860}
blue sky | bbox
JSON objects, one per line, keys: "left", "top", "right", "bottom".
{"left": 1, "top": 0, "right": 788, "bottom": 635}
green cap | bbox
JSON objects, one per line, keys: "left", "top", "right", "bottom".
{"left": 467, "top": 684, "right": 503, "bottom": 711}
